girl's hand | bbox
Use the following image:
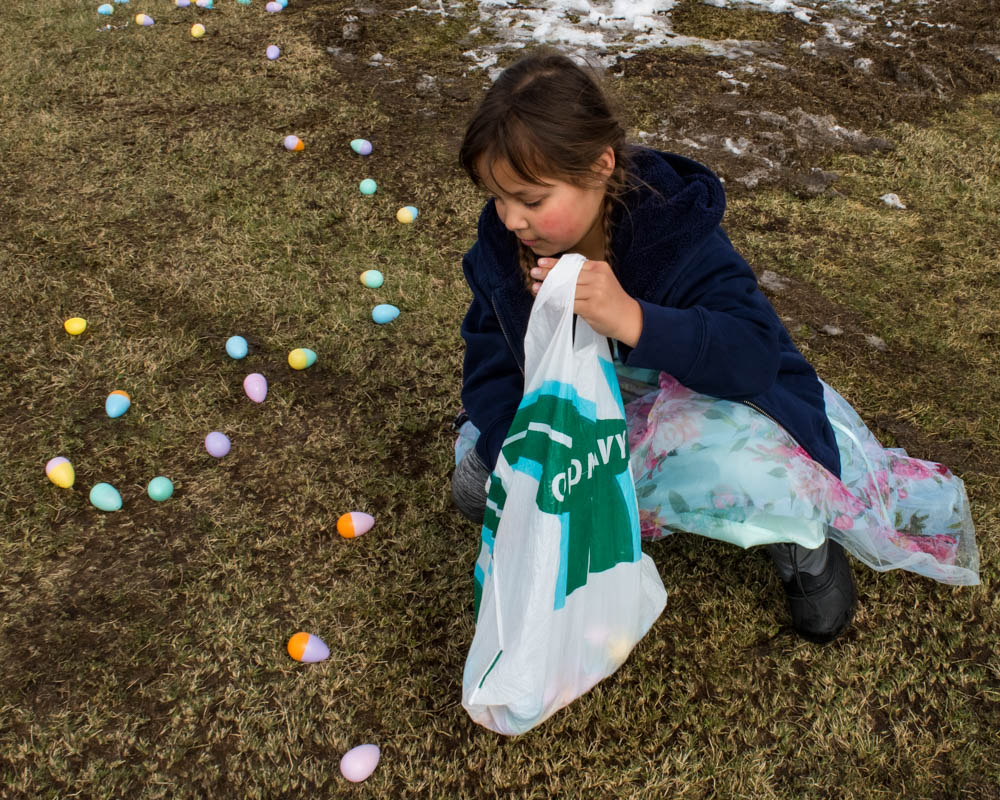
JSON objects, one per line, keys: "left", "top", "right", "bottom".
{"left": 531, "top": 258, "right": 643, "bottom": 347}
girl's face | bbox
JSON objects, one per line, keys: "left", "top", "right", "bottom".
{"left": 480, "top": 149, "right": 615, "bottom": 260}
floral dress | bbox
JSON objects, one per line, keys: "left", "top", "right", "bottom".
{"left": 457, "top": 365, "right": 980, "bottom": 586}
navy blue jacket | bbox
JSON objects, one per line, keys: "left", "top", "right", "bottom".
{"left": 460, "top": 147, "right": 841, "bottom": 479}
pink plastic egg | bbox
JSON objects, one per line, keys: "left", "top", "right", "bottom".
{"left": 243, "top": 373, "right": 268, "bottom": 403}
{"left": 340, "top": 744, "right": 380, "bottom": 783}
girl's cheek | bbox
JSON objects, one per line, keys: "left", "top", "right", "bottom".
{"left": 538, "top": 210, "right": 572, "bottom": 239}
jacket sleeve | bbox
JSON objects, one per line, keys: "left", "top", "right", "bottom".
{"left": 622, "top": 228, "right": 781, "bottom": 399}
{"left": 460, "top": 248, "right": 524, "bottom": 470}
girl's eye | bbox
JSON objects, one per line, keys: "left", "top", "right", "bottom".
{"left": 524, "top": 199, "right": 542, "bottom": 208}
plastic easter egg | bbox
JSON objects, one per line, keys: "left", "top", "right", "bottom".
{"left": 147, "top": 476, "right": 174, "bottom": 502}
{"left": 105, "top": 390, "right": 131, "bottom": 418}
{"left": 359, "top": 179, "right": 377, "bottom": 196}
{"left": 403, "top": 205, "right": 418, "bottom": 220}
{"left": 237, "top": 0, "right": 251, "bottom": 5}
{"left": 176, "top": 0, "right": 190, "bottom": 6}
{"left": 283, "top": 135, "right": 304, "bottom": 152}
{"left": 114, "top": 0, "right": 129, "bottom": 4}
{"left": 265, "top": 1, "right": 282, "bottom": 11}
{"left": 89, "top": 483, "right": 122, "bottom": 512}
{"left": 337, "top": 511, "right": 374, "bottom": 539}
{"left": 204, "top": 431, "right": 231, "bottom": 458}
{"left": 191, "top": 23, "right": 205, "bottom": 38}
{"left": 371, "top": 304, "right": 399, "bottom": 325}
{"left": 340, "top": 744, "right": 380, "bottom": 783}
{"left": 396, "top": 207, "right": 414, "bottom": 224}
{"left": 360, "top": 269, "right": 384, "bottom": 289}
{"left": 135, "top": 13, "right": 154, "bottom": 25}
{"left": 287, "top": 632, "right": 329, "bottom": 663}
{"left": 98, "top": 4, "right": 113, "bottom": 15}
{"left": 225, "top": 335, "right": 248, "bottom": 359}
{"left": 266, "top": 44, "right": 280, "bottom": 60}
{"left": 243, "top": 372, "right": 268, "bottom": 403}
{"left": 195, "top": 0, "right": 213, "bottom": 7}
{"left": 277, "top": 0, "right": 288, "bottom": 6}
{"left": 350, "top": 138, "right": 372, "bottom": 156}
{"left": 64, "top": 317, "right": 87, "bottom": 335}
{"left": 287, "top": 348, "right": 316, "bottom": 370}
{"left": 46, "top": 457, "right": 75, "bottom": 489}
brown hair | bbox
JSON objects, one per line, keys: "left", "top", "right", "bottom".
{"left": 459, "top": 51, "right": 630, "bottom": 286}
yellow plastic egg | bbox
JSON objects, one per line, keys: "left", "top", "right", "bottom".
{"left": 45, "top": 457, "right": 75, "bottom": 489}
{"left": 288, "top": 348, "right": 317, "bottom": 370}
{"left": 191, "top": 23, "right": 206, "bottom": 38}
{"left": 64, "top": 317, "right": 87, "bottom": 335}
{"left": 396, "top": 207, "right": 414, "bottom": 224}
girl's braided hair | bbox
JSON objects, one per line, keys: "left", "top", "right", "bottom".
{"left": 459, "top": 51, "right": 631, "bottom": 287}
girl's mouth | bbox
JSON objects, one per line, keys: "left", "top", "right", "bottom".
{"left": 518, "top": 238, "right": 539, "bottom": 247}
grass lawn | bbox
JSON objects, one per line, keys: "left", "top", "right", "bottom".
{"left": 1, "top": 1, "right": 997, "bottom": 797}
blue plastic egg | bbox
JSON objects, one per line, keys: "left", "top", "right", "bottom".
{"left": 98, "top": 4, "right": 113, "bottom": 14}
{"left": 404, "top": 205, "right": 418, "bottom": 220}
{"left": 226, "top": 335, "right": 249, "bottom": 359}
{"left": 359, "top": 179, "right": 377, "bottom": 196}
{"left": 90, "top": 482, "right": 123, "bottom": 512}
{"left": 372, "top": 304, "right": 400, "bottom": 325}
{"left": 105, "top": 390, "right": 131, "bottom": 418}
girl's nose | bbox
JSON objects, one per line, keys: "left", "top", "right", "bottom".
{"left": 502, "top": 208, "right": 527, "bottom": 232}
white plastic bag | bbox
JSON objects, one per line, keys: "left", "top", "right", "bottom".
{"left": 462, "top": 253, "right": 667, "bottom": 736}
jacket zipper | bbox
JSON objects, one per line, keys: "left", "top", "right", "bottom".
{"left": 492, "top": 295, "right": 525, "bottom": 377}
{"left": 739, "top": 399, "right": 780, "bottom": 427}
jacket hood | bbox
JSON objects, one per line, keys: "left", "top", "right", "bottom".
{"left": 610, "top": 147, "right": 727, "bottom": 300}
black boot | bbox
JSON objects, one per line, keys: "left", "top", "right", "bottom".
{"left": 771, "top": 540, "right": 857, "bottom": 644}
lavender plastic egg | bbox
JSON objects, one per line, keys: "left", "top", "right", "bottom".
{"left": 266, "top": 45, "right": 280, "bottom": 60}
{"left": 205, "top": 431, "right": 231, "bottom": 458}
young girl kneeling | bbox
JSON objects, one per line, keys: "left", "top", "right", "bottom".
{"left": 452, "top": 51, "right": 979, "bottom": 644}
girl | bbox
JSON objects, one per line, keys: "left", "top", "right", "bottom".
{"left": 451, "top": 51, "right": 979, "bottom": 644}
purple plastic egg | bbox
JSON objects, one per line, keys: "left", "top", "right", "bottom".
{"left": 243, "top": 373, "right": 268, "bottom": 403}
{"left": 205, "top": 431, "right": 231, "bottom": 458}
{"left": 266, "top": 44, "right": 280, "bottom": 60}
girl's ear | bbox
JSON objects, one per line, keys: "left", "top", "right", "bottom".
{"left": 594, "top": 146, "right": 616, "bottom": 181}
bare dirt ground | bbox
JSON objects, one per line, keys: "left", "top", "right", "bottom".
{"left": 301, "top": 0, "right": 999, "bottom": 197}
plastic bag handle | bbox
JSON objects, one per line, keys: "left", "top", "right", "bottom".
{"left": 524, "top": 254, "right": 590, "bottom": 383}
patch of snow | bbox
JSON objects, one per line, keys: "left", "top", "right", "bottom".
{"left": 452, "top": 0, "right": 926, "bottom": 74}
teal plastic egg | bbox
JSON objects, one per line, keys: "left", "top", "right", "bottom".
{"left": 360, "top": 269, "right": 384, "bottom": 289}
{"left": 372, "top": 304, "right": 400, "bottom": 325}
{"left": 351, "top": 139, "right": 373, "bottom": 156}
{"left": 147, "top": 476, "right": 174, "bottom": 502}
{"left": 98, "top": 4, "right": 113, "bottom": 14}
{"left": 90, "top": 482, "right": 123, "bottom": 512}
{"left": 359, "top": 179, "right": 377, "bottom": 196}
{"left": 404, "top": 205, "right": 418, "bottom": 220}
